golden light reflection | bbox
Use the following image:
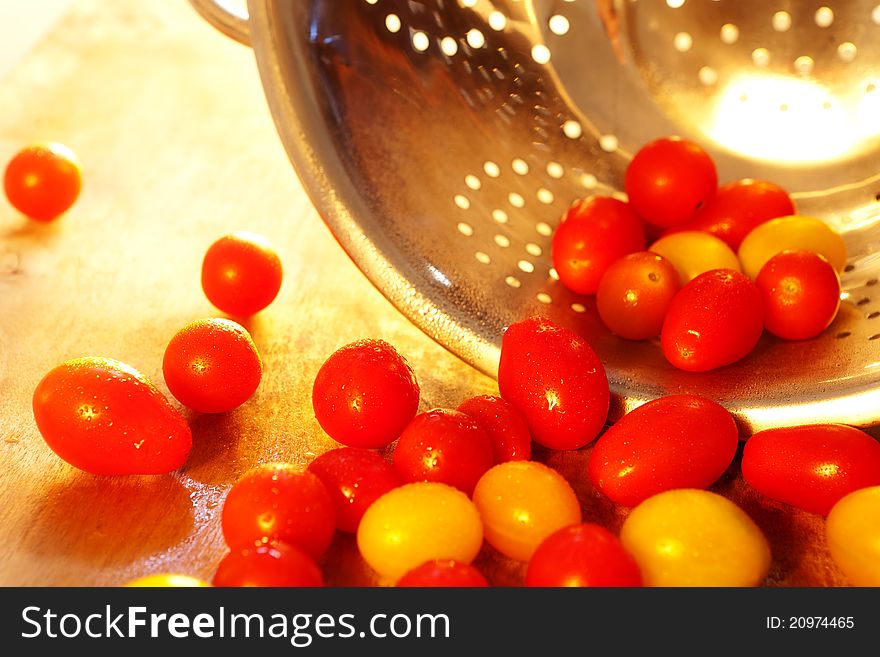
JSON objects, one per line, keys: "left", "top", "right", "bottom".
{"left": 545, "top": 389, "right": 560, "bottom": 412}
{"left": 514, "top": 509, "right": 532, "bottom": 525}
{"left": 78, "top": 404, "right": 100, "bottom": 421}
{"left": 814, "top": 462, "right": 841, "bottom": 478}
{"left": 704, "top": 74, "right": 880, "bottom": 163}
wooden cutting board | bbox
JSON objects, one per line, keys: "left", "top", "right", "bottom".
{"left": 0, "top": 0, "right": 848, "bottom": 586}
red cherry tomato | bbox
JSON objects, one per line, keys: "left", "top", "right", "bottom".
{"left": 596, "top": 251, "right": 680, "bottom": 340}
{"left": 162, "top": 318, "right": 262, "bottom": 413}
{"left": 588, "top": 395, "right": 739, "bottom": 507}
{"left": 624, "top": 136, "right": 718, "bottom": 228}
{"left": 666, "top": 178, "right": 795, "bottom": 250}
{"left": 661, "top": 269, "right": 764, "bottom": 372}
{"left": 393, "top": 409, "right": 494, "bottom": 495}
{"left": 307, "top": 447, "right": 402, "bottom": 533}
{"left": 201, "top": 232, "right": 283, "bottom": 316}
{"left": 498, "top": 316, "right": 609, "bottom": 450}
{"left": 312, "top": 339, "right": 420, "bottom": 448}
{"left": 32, "top": 357, "right": 192, "bottom": 475}
{"left": 4, "top": 142, "right": 82, "bottom": 221}
{"left": 742, "top": 424, "right": 880, "bottom": 516}
{"left": 551, "top": 196, "right": 646, "bottom": 295}
{"left": 396, "top": 560, "right": 489, "bottom": 587}
{"left": 755, "top": 250, "right": 841, "bottom": 340}
{"left": 213, "top": 543, "right": 324, "bottom": 587}
{"left": 221, "top": 463, "right": 336, "bottom": 558}
{"left": 456, "top": 394, "right": 531, "bottom": 463}
{"left": 525, "top": 523, "right": 642, "bottom": 587}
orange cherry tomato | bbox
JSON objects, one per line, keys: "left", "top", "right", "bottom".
{"left": 825, "top": 486, "right": 880, "bottom": 586}
{"left": 4, "top": 142, "right": 82, "bottom": 221}
{"left": 32, "top": 357, "right": 192, "bottom": 475}
{"left": 201, "top": 232, "right": 283, "bottom": 316}
{"left": 162, "top": 318, "right": 262, "bottom": 413}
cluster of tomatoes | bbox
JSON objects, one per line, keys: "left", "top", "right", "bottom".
{"left": 552, "top": 136, "right": 846, "bottom": 372}
{"left": 8, "top": 140, "right": 880, "bottom": 588}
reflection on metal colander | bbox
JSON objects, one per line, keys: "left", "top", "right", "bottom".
{"left": 202, "top": 0, "right": 880, "bottom": 432}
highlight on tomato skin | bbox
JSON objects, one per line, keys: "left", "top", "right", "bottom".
{"left": 201, "top": 232, "right": 283, "bottom": 317}
{"left": 32, "top": 356, "right": 192, "bottom": 476}
{"left": 741, "top": 424, "right": 880, "bottom": 516}
{"left": 212, "top": 542, "right": 324, "bottom": 588}
{"left": 4, "top": 142, "right": 82, "bottom": 222}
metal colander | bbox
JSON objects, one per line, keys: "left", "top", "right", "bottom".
{"left": 190, "top": 0, "right": 880, "bottom": 433}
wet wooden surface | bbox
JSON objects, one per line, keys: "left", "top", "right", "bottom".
{"left": 0, "top": 0, "right": 848, "bottom": 586}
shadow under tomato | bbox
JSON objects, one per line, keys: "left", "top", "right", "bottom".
{"left": 27, "top": 474, "right": 194, "bottom": 567}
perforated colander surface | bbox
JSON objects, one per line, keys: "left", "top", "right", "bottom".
{"left": 242, "top": 0, "right": 880, "bottom": 432}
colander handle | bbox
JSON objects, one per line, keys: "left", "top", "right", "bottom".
{"left": 188, "top": 0, "right": 251, "bottom": 46}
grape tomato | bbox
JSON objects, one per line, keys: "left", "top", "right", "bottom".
{"left": 456, "top": 395, "right": 532, "bottom": 463}
{"left": 396, "top": 560, "right": 489, "bottom": 587}
{"left": 588, "top": 394, "right": 739, "bottom": 507}
{"left": 356, "top": 482, "right": 483, "bottom": 581}
{"left": 472, "top": 461, "right": 581, "bottom": 562}
{"left": 620, "top": 489, "right": 771, "bottom": 587}
{"left": 648, "top": 231, "right": 741, "bottom": 286}
{"left": 738, "top": 215, "right": 847, "bottom": 280}
{"left": 201, "top": 232, "right": 283, "bottom": 317}
{"left": 213, "top": 543, "right": 324, "bottom": 588}
{"left": 4, "top": 142, "right": 82, "bottom": 221}
{"left": 32, "top": 357, "right": 192, "bottom": 475}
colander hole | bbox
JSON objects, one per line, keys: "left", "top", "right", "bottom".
{"left": 772, "top": 11, "right": 792, "bottom": 32}
{"left": 454, "top": 194, "right": 471, "bottom": 209}
{"left": 460, "top": 0, "right": 477, "bottom": 7}
{"left": 412, "top": 31, "right": 430, "bottom": 52}
{"left": 580, "top": 173, "right": 598, "bottom": 189}
{"left": 466, "top": 29, "right": 485, "bottom": 49}
{"left": 869, "top": 312, "right": 880, "bottom": 319}
{"left": 546, "top": 161, "right": 565, "bottom": 179}
{"left": 537, "top": 188, "right": 555, "bottom": 204}
{"left": 780, "top": 103, "right": 789, "bottom": 112}
{"left": 867, "top": 83, "right": 877, "bottom": 94}
{"left": 505, "top": 276, "right": 522, "bottom": 289}
{"left": 571, "top": 303, "right": 586, "bottom": 313}
{"left": 483, "top": 161, "right": 501, "bottom": 177}
{"left": 364, "top": 0, "right": 377, "bottom": 5}
{"left": 509, "top": 192, "right": 525, "bottom": 208}
{"left": 857, "top": 298, "right": 871, "bottom": 306}
{"left": 440, "top": 37, "right": 458, "bottom": 56}
{"left": 549, "top": 15, "right": 570, "bottom": 36}
{"left": 867, "top": 278, "right": 878, "bottom": 286}
{"left": 494, "top": 234, "right": 511, "bottom": 248}
{"left": 536, "top": 292, "right": 552, "bottom": 304}
{"left": 465, "top": 174, "right": 481, "bottom": 190}
{"left": 536, "top": 222, "right": 553, "bottom": 236}
{"left": 488, "top": 11, "right": 506, "bottom": 31}
{"left": 549, "top": 267, "right": 560, "bottom": 281}
{"left": 699, "top": 66, "right": 718, "bottom": 86}
{"left": 562, "top": 120, "right": 583, "bottom": 139}
{"left": 385, "top": 14, "right": 401, "bottom": 33}
{"left": 838, "top": 42, "right": 857, "bottom": 62}
{"left": 874, "top": 5, "right": 880, "bottom": 24}
{"left": 845, "top": 264, "right": 856, "bottom": 272}
{"left": 599, "top": 134, "right": 619, "bottom": 152}
{"left": 752, "top": 48, "right": 770, "bottom": 67}
{"left": 492, "top": 209, "right": 509, "bottom": 224}
{"left": 720, "top": 23, "right": 739, "bottom": 44}
{"left": 518, "top": 260, "right": 535, "bottom": 273}
{"left": 457, "top": 222, "right": 474, "bottom": 236}
{"left": 475, "top": 251, "right": 491, "bottom": 264}
{"left": 526, "top": 243, "right": 543, "bottom": 257}
{"left": 836, "top": 331, "right": 852, "bottom": 339}
{"left": 531, "top": 45, "right": 551, "bottom": 64}
{"left": 870, "top": 334, "right": 880, "bottom": 341}
{"left": 814, "top": 7, "right": 834, "bottom": 28}
{"left": 666, "top": 0, "right": 685, "bottom": 8}
{"left": 794, "top": 56, "right": 815, "bottom": 75}
{"left": 511, "top": 158, "right": 529, "bottom": 175}
{"left": 673, "top": 32, "right": 693, "bottom": 53}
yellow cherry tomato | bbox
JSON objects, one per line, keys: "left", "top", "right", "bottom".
{"left": 357, "top": 482, "right": 483, "bottom": 582}
{"left": 124, "top": 574, "right": 211, "bottom": 587}
{"left": 472, "top": 461, "right": 581, "bottom": 562}
{"left": 738, "top": 215, "right": 847, "bottom": 279}
{"left": 620, "top": 489, "right": 770, "bottom": 587}
{"left": 825, "top": 486, "right": 880, "bottom": 586}
{"left": 649, "top": 231, "right": 741, "bottom": 285}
